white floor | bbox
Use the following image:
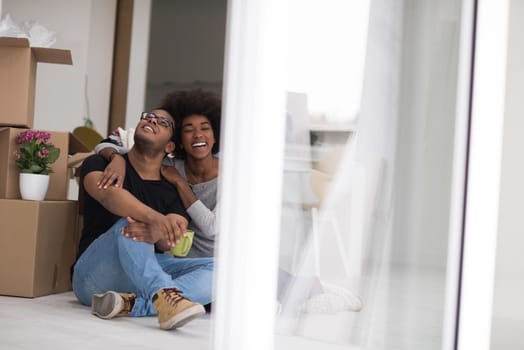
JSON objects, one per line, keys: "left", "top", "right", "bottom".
{"left": 0, "top": 291, "right": 361, "bottom": 350}
{"left": 1, "top": 273, "right": 520, "bottom": 350}
{"left": 0, "top": 291, "right": 211, "bottom": 350}
{"left": 0, "top": 264, "right": 450, "bottom": 350}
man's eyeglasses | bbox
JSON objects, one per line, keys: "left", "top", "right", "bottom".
{"left": 140, "top": 112, "right": 174, "bottom": 130}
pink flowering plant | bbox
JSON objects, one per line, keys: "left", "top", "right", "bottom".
{"left": 15, "top": 130, "right": 60, "bottom": 174}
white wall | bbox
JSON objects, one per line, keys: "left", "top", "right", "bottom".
{"left": 3, "top": 0, "right": 116, "bottom": 136}
{"left": 86, "top": 0, "right": 117, "bottom": 136}
{"left": 124, "top": 0, "right": 151, "bottom": 130}
{"left": 491, "top": 0, "right": 524, "bottom": 348}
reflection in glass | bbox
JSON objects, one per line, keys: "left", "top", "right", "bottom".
{"left": 275, "top": 1, "right": 466, "bottom": 349}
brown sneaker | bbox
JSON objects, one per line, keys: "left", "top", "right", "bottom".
{"left": 92, "top": 291, "right": 136, "bottom": 319}
{"left": 153, "top": 288, "right": 205, "bottom": 330}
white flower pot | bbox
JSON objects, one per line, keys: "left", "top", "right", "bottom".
{"left": 19, "top": 173, "right": 50, "bottom": 201}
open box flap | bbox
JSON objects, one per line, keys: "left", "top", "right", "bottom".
{"left": 32, "top": 47, "right": 72, "bottom": 65}
{"left": 0, "top": 37, "right": 72, "bottom": 65}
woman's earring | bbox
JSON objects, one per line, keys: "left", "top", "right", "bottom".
{"left": 167, "top": 152, "right": 175, "bottom": 159}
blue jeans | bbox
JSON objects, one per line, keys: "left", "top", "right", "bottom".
{"left": 72, "top": 218, "right": 214, "bottom": 317}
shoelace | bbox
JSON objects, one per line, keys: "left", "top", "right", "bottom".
{"left": 121, "top": 293, "right": 136, "bottom": 313}
{"left": 162, "top": 288, "right": 186, "bottom": 306}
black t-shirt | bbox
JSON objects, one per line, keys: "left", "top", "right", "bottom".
{"left": 76, "top": 153, "right": 189, "bottom": 258}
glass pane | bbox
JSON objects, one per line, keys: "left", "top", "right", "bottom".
{"left": 275, "top": 0, "right": 467, "bottom": 349}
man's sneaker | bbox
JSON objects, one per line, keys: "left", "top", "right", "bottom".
{"left": 92, "top": 291, "right": 136, "bottom": 319}
{"left": 153, "top": 288, "right": 205, "bottom": 330}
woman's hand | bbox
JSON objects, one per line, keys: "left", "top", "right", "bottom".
{"left": 161, "top": 164, "right": 199, "bottom": 209}
{"left": 161, "top": 165, "right": 185, "bottom": 185}
{"left": 98, "top": 153, "right": 126, "bottom": 189}
{"left": 121, "top": 217, "right": 157, "bottom": 244}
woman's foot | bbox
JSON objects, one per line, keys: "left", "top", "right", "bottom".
{"left": 301, "top": 283, "right": 362, "bottom": 314}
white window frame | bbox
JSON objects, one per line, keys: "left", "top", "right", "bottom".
{"left": 457, "top": 0, "right": 509, "bottom": 349}
{"left": 442, "top": 0, "right": 476, "bottom": 348}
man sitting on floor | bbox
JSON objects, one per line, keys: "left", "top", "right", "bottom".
{"left": 72, "top": 107, "right": 213, "bottom": 330}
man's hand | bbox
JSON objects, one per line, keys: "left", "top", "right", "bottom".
{"left": 122, "top": 214, "right": 188, "bottom": 251}
{"left": 165, "top": 213, "right": 189, "bottom": 242}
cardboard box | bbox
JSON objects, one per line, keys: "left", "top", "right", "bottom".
{"left": 0, "top": 199, "right": 79, "bottom": 297}
{"left": 0, "top": 127, "right": 90, "bottom": 200}
{"left": 0, "top": 37, "right": 72, "bottom": 128}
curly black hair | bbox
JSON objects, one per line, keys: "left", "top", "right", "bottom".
{"left": 160, "top": 89, "right": 222, "bottom": 159}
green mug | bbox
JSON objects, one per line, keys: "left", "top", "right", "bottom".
{"left": 169, "top": 230, "right": 194, "bottom": 257}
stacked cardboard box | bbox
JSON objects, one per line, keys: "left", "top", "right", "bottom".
{"left": 0, "top": 37, "right": 86, "bottom": 297}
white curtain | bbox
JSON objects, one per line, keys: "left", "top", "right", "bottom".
{"left": 276, "top": 0, "right": 405, "bottom": 345}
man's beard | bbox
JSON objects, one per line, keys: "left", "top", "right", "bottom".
{"left": 133, "top": 134, "right": 163, "bottom": 158}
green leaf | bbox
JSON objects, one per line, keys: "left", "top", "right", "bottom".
{"left": 29, "top": 164, "right": 43, "bottom": 173}
{"left": 46, "top": 147, "right": 60, "bottom": 164}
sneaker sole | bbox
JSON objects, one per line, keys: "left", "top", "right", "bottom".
{"left": 159, "top": 304, "right": 206, "bottom": 330}
{"left": 92, "top": 291, "right": 122, "bottom": 319}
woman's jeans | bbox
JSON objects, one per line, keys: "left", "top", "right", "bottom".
{"left": 72, "top": 218, "right": 214, "bottom": 317}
